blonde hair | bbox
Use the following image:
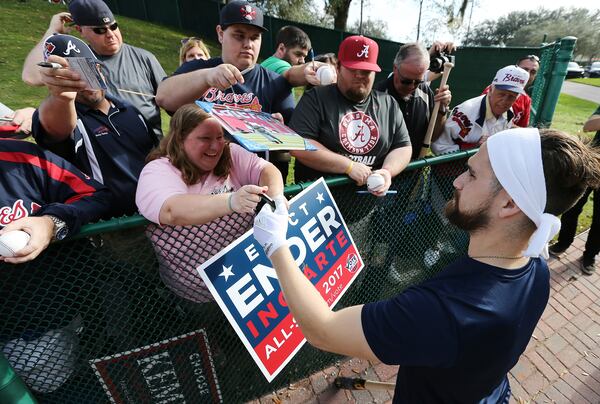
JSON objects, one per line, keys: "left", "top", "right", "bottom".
{"left": 179, "top": 38, "right": 211, "bottom": 65}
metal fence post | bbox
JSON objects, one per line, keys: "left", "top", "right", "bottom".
{"left": 0, "top": 352, "right": 38, "bottom": 404}
{"left": 535, "top": 36, "right": 577, "bottom": 128}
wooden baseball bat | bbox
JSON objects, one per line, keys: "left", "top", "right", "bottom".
{"left": 418, "top": 62, "right": 454, "bottom": 158}
{"left": 334, "top": 377, "right": 396, "bottom": 391}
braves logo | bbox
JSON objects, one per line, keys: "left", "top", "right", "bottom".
{"left": 451, "top": 110, "right": 472, "bottom": 138}
{"left": 356, "top": 44, "right": 369, "bottom": 58}
{"left": 240, "top": 5, "right": 256, "bottom": 21}
{"left": 64, "top": 40, "right": 81, "bottom": 56}
{"left": 44, "top": 42, "right": 56, "bottom": 60}
{"left": 339, "top": 111, "right": 379, "bottom": 154}
{"left": 0, "top": 200, "right": 40, "bottom": 226}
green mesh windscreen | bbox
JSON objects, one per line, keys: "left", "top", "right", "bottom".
{"left": 1, "top": 153, "right": 472, "bottom": 403}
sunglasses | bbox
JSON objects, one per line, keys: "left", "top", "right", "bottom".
{"left": 526, "top": 54, "right": 540, "bottom": 62}
{"left": 397, "top": 73, "right": 424, "bottom": 86}
{"left": 181, "top": 37, "right": 202, "bottom": 45}
{"left": 91, "top": 22, "right": 118, "bottom": 35}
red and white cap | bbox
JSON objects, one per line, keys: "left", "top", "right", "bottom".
{"left": 338, "top": 35, "right": 381, "bottom": 72}
{"left": 492, "top": 65, "right": 530, "bottom": 94}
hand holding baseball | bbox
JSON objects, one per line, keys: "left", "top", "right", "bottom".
{"left": 368, "top": 169, "right": 392, "bottom": 197}
{"left": 254, "top": 197, "right": 289, "bottom": 257}
{"left": 316, "top": 65, "right": 337, "bottom": 85}
{"left": 0, "top": 216, "right": 54, "bottom": 264}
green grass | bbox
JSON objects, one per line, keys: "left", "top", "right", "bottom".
{"left": 569, "top": 77, "right": 600, "bottom": 88}
{"left": 550, "top": 93, "right": 597, "bottom": 138}
{"left": 551, "top": 93, "right": 598, "bottom": 235}
{"left": 0, "top": 0, "right": 221, "bottom": 134}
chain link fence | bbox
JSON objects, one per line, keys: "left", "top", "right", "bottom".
{"left": 1, "top": 151, "right": 475, "bottom": 403}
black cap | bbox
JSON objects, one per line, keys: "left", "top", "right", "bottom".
{"left": 68, "top": 0, "right": 115, "bottom": 26}
{"left": 219, "top": 1, "right": 267, "bottom": 32}
{"left": 43, "top": 34, "right": 101, "bottom": 62}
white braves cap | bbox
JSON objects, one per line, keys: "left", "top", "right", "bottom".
{"left": 492, "top": 65, "right": 529, "bottom": 94}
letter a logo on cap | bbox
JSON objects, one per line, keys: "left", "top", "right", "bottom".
{"left": 357, "top": 44, "right": 369, "bottom": 58}
{"left": 63, "top": 40, "right": 81, "bottom": 56}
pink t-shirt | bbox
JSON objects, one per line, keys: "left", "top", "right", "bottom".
{"left": 136, "top": 143, "right": 268, "bottom": 302}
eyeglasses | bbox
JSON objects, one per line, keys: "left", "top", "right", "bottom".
{"left": 181, "top": 37, "right": 202, "bottom": 45}
{"left": 91, "top": 22, "right": 118, "bottom": 35}
{"left": 396, "top": 73, "right": 424, "bottom": 86}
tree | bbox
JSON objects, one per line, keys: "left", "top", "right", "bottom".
{"left": 348, "top": 18, "right": 390, "bottom": 39}
{"left": 253, "top": 0, "right": 331, "bottom": 27}
{"left": 463, "top": 8, "right": 600, "bottom": 60}
{"left": 325, "top": 0, "right": 353, "bottom": 31}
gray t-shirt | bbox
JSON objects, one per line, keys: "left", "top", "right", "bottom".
{"left": 289, "top": 85, "right": 411, "bottom": 182}
{"left": 96, "top": 43, "right": 166, "bottom": 138}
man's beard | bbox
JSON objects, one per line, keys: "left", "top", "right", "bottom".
{"left": 345, "top": 87, "right": 370, "bottom": 103}
{"left": 444, "top": 191, "right": 491, "bottom": 232}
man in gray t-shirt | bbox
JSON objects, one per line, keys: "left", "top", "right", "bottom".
{"left": 290, "top": 36, "right": 411, "bottom": 196}
{"left": 21, "top": 0, "right": 166, "bottom": 138}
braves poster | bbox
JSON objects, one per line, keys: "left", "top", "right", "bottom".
{"left": 197, "top": 178, "right": 364, "bottom": 381}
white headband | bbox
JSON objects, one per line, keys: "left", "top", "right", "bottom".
{"left": 487, "top": 128, "right": 561, "bottom": 259}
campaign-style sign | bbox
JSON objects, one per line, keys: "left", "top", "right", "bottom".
{"left": 197, "top": 178, "right": 364, "bottom": 381}
{"left": 91, "top": 330, "right": 222, "bottom": 403}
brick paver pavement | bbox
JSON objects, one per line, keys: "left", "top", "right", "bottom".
{"left": 250, "top": 231, "right": 600, "bottom": 403}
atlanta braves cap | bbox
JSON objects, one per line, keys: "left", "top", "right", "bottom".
{"left": 219, "top": 0, "right": 267, "bottom": 32}
{"left": 492, "top": 65, "right": 529, "bottom": 94}
{"left": 68, "top": 0, "right": 115, "bottom": 26}
{"left": 338, "top": 35, "right": 381, "bottom": 72}
{"left": 43, "top": 34, "right": 100, "bottom": 62}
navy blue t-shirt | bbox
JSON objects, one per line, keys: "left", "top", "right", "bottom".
{"left": 362, "top": 256, "right": 549, "bottom": 403}
{"left": 172, "top": 57, "right": 295, "bottom": 123}
{"left": 32, "top": 95, "right": 157, "bottom": 217}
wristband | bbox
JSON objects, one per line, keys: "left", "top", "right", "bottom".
{"left": 344, "top": 161, "right": 354, "bottom": 175}
{"left": 227, "top": 193, "right": 234, "bottom": 212}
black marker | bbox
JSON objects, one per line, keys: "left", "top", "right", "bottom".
{"left": 37, "top": 62, "right": 62, "bottom": 69}
{"left": 256, "top": 193, "right": 277, "bottom": 212}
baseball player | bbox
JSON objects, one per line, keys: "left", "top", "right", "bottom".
{"left": 253, "top": 127, "right": 600, "bottom": 402}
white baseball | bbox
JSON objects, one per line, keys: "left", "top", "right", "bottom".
{"left": 316, "top": 65, "right": 336, "bottom": 85}
{"left": 0, "top": 230, "right": 31, "bottom": 257}
{"left": 367, "top": 173, "right": 385, "bottom": 191}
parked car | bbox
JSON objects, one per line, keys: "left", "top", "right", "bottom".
{"left": 566, "top": 62, "right": 585, "bottom": 79}
{"left": 588, "top": 62, "right": 600, "bottom": 78}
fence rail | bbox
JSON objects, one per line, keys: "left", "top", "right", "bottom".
{"left": 2, "top": 151, "right": 476, "bottom": 403}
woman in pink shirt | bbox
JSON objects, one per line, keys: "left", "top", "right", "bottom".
{"left": 136, "top": 104, "right": 284, "bottom": 302}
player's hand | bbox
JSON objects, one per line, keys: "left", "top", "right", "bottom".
{"left": 348, "top": 162, "right": 371, "bottom": 186}
{"left": 370, "top": 168, "right": 392, "bottom": 197}
{"left": 254, "top": 196, "right": 288, "bottom": 257}
{"left": 0, "top": 216, "right": 53, "bottom": 264}
{"left": 6, "top": 107, "right": 36, "bottom": 136}
{"left": 48, "top": 12, "right": 73, "bottom": 34}
{"left": 434, "top": 85, "right": 451, "bottom": 108}
{"left": 229, "top": 185, "right": 266, "bottom": 214}
{"left": 271, "top": 113, "right": 284, "bottom": 124}
{"left": 206, "top": 64, "right": 245, "bottom": 90}
{"left": 39, "top": 55, "right": 86, "bottom": 99}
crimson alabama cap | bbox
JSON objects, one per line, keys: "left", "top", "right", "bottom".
{"left": 338, "top": 35, "right": 381, "bottom": 72}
